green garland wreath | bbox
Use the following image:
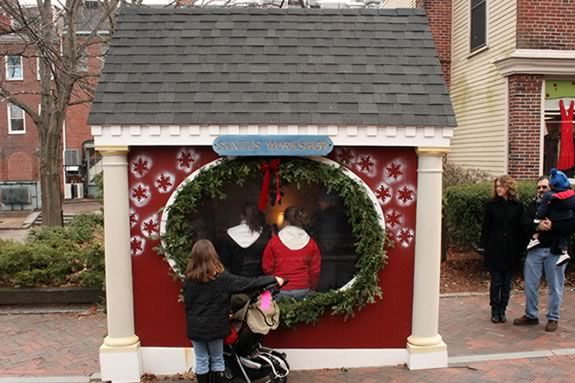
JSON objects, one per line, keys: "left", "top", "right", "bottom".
{"left": 160, "top": 157, "right": 390, "bottom": 328}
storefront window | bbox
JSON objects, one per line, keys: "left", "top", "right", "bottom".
{"left": 544, "top": 80, "right": 575, "bottom": 177}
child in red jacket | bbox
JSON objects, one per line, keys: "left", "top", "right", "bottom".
{"left": 262, "top": 206, "right": 321, "bottom": 300}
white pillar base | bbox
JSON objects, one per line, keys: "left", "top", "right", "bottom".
{"left": 406, "top": 341, "right": 448, "bottom": 370}
{"left": 100, "top": 342, "right": 143, "bottom": 383}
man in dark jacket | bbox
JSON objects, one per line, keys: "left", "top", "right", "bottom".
{"left": 514, "top": 176, "right": 575, "bottom": 332}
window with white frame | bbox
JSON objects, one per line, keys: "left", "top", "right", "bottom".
{"left": 8, "top": 104, "right": 25, "bottom": 134}
{"left": 6, "top": 55, "right": 23, "bottom": 80}
{"left": 470, "top": 0, "right": 487, "bottom": 52}
{"left": 37, "top": 56, "right": 54, "bottom": 80}
{"left": 77, "top": 47, "right": 88, "bottom": 72}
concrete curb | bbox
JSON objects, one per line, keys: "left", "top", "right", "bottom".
{"left": 0, "top": 288, "right": 105, "bottom": 305}
{"left": 22, "top": 212, "right": 41, "bottom": 229}
{"left": 0, "top": 376, "right": 91, "bottom": 383}
{"left": 448, "top": 347, "right": 575, "bottom": 365}
{"left": 0, "top": 373, "right": 102, "bottom": 383}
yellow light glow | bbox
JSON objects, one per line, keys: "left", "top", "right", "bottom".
{"left": 277, "top": 212, "right": 284, "bottom": 227}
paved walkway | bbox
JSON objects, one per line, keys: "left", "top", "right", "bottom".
{"left": 0, "top": 200, "right": 102, "bottom": 242}
{"left": 1, "top": 290, "right": 574, "bottom": 382}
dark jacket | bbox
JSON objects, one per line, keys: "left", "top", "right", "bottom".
{"left": 183, "top": 271, "right": 275, "bottom": 341}
{"left": 218, "top": 227, "right": 271, "bottom": 277}
{"left": 536, "top": 189, "right": 575, "bottom": 222}
{"left": 522, "top": 195, "right": 575, "bottom": 254}
{"left": 480, "top": 197, "right": 526, "bottom": 271}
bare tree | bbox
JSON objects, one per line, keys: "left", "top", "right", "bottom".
{"left": 1, "top": 0, "right": 307, "bottom": 225}
{"left": 0, "top": 0, "right": 122, "bottom": 226}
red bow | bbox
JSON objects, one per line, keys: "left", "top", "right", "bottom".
{"left": 258, "top": 159, "right": 281, "bottom": 212}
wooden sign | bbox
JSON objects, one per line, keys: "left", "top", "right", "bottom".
{"left": 212, "top": 135, "right": 334, "bottom": 157}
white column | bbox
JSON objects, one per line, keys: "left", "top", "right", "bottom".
{"left": 406, "top": 147, "right": 448, "bottom": 370}
{"left": 97, "top": 146, "right": 142, "bottom": 383}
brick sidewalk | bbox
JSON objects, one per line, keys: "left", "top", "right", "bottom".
{"left": 440, "top": 290, "right": 575, "bottom": 356}
{"left": 0, "top": 311, "right": 106, "bottom": 377}
{"left": 0, "top": 291, "right": 573, "bottom": 381}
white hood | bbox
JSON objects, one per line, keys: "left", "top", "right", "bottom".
{"left": 227, "top": 222, "right": 261, "bottom": 249}
{"left": 278, "top": 225, "right": 310, "bottom": 250}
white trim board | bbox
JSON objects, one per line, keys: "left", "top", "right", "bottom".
{"left": 91, "top": 124, "right": 454, "bottom": 148}
{"left": 494, "top": 49, "right": 575, "bottom": 76}
{"left": 139, "top": 347, "right": 408, "bottom": 375}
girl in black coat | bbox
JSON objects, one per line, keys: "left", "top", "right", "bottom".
{"left": 480, "top": 175, "right": 525, "bottom": 323}
{"left": 183, "top": 239, "right": 283, "bottom": 383}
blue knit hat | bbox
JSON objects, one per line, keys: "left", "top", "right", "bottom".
{"left": 550, "top": 168, "right": 571, "bottom": 191}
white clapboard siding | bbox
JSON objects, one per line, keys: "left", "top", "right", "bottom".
{"left": 381, "top": 0, "right": 416, "bottom": 8}
{"left": 449, "top": 0, "right": 517, "bottom": 175}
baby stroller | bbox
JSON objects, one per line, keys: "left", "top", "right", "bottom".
{"left": 223, "top": 282, "right": 290, "bottom": 383}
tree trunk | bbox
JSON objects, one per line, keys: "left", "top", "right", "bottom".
{"left": 39, "top": 124, "right": 64, "bottom": 227}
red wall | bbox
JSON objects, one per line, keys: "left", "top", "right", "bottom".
{"left": 517, "top": 0, "right": 575, "bottom": 50}
{"left": 128, "top": 146, "right": 418, "bottom": 349}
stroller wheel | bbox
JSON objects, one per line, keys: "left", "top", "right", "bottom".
{"left": 223, "top": 367, "right": 234, "bottom": 381}
{"left": 270, "top": 374, "right": 287, "bottom": 383}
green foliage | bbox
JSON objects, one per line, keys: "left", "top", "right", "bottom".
{"left": 444, "top": 180, "right": 537, "bottom": 248}
{"left": 0, "top": 213, "right": 104, "bottom": 288}
{"left": 93, "top": 172, "right": 104, "bottom": 199}
{"left": 442, "top": 159, "right": 492, "bottom": 189}
{"left": 161, "top": 157, "right": 388, "bottom": 328}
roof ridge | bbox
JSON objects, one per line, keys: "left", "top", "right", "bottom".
{"left": 119, "top": 6, "right": 426, "bottom": 17}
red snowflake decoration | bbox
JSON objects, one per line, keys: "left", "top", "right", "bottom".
{"left": 336, "top": 148, "right": 353, "bottom": 165}
{"left": 397, "top": 186, "right": 414, "bottom": 204}
{"left": 385, "top": 210, "right": 402, "bottom": 228}
{"left": 130, "top": 237, "right": 143, "bottom": 256}
{"left": 142, "top": 219, "right": 159, "bottom": 237}
{"left": 132, "top": 158, "right": 150, "bottom": 177}
{"left": 357, "top": 155, "right": 374, "bottom": 172}
{"left": 376, "top": 185, "right": 392, "bottom": 203}
{"left": 177, "top": 151, "right": 195, "bottom": 170}
{"left": 396, "top": 228, "right": 414, "bottom": 247}
{"left": 129, "top": 212, "right": 139, "bottom": 228}
{"left": 131, "top": 184, "right": 149, "bottom": 202}
{"left": 156, "top": 174, "right": 173, "bottom": 192}
{"left": 386, "top": 163, "right": 402, "bottom": 180}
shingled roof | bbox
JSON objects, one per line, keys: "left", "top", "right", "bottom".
{"left": 89, "top": 7, "right": 455, "bottom": 127}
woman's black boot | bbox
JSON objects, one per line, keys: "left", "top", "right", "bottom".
{"left": 499, "top": 308, "right": 507, "bottom": 323}
{"left": 196, "top": 373, "right": 209, "bottom": 383}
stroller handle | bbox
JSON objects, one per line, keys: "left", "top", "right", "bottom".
{"left": 249, "top": 278, "right": 289, "bottom": 302}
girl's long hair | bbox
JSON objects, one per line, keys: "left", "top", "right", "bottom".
{"left": 491, "top": 175, "right": 519, "bottom": 201}
{"left": 185, "top": 239, "right": 224, "bottom": 283}
{"left": 241, "top": 202, "right": 262, "bottom": 233}
{"left": 283, "top": 206, "right": 309, "bottom": 228}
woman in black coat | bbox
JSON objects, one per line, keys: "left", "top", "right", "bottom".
{"left": 479, "top": 175, "right": 525, "bottom": 323}
{"left": 218, "top": 202, "right": 271, "bottom": 277}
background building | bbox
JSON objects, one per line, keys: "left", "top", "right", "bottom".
{"left": 0, "top": 1, "right": 107, "bottom": 210}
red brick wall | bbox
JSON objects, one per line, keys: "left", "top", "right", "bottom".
{"left": 65, "top": 38, "right": 104, "bottom": 151}
{"left": 517, "top": 0, "right": 575, "bottom": 50}
{"left": 508, "top": 74, "right": 543, "bottom": 179}
{"left": 1, "top": 38, "right": 103, "bottom": 184}
{"left": 417, "top": 0, "right": 452, "bottom": 87}
{"left": 0, "top": 44, "right": 41, "bottom": 182}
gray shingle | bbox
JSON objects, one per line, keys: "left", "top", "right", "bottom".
{"left": 89, "top": 8, "right": 455, "bottom": 127}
